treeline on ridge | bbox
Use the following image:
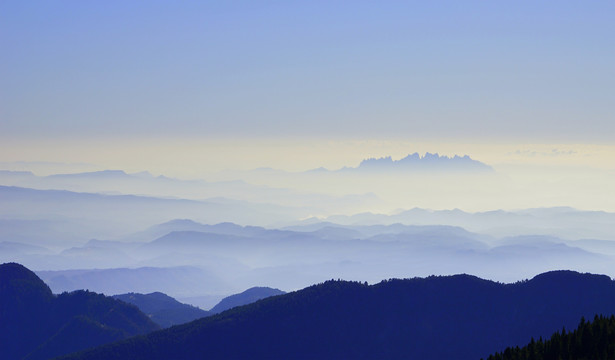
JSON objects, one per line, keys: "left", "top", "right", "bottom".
{"left": 486, "top": 315, "right": 615, "bottom": 360}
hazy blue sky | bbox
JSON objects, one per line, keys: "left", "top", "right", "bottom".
{"left": 2, "top": 1, "right": 614, "bottom": 143}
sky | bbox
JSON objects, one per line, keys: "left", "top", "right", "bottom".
{"left": 1, "top": 1, "right": 614, "bottom": 204}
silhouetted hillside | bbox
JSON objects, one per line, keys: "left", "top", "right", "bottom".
{"left": 0, "top": 263, "right": 159, "bottom": 360}
{"left": 209, "top": 287, "right": 285, "bottom": 314}
{"left": 113, "top": 292, "right": 210, "bottom": 328}
{"left": 486, "top": 315, "right": 615, "bottom": 360}
{"left": 59, "top": 270, "right": 615, "bottom": 360}
{"left": 112, "top": 288, "right": 285, "bottom": 327}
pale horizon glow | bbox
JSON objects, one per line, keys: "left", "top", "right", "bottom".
{"left": 1, "top": 137, "right": 615, "bottom": 173}
{"left": 5, "top": 3, "right": 615, "bottom": 344}
{"left": 1, "top": 137, "right": 614, "bottom": 213}
{"left": 1, "top": 1, "right": 614, "bottom": 213}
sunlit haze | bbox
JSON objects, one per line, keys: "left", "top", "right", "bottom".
{"left": 2, "top": 1, "right": 614, "bottom": 213}
{"left": 3, "top": 5, "right": 615, "bottom": 356}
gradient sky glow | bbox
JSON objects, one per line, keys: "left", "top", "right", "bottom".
{"left": 1, "top": 1, "right": 615, "bottom": 213}
{"left": 2, "top": 1, "right": 614, "bottom": 142}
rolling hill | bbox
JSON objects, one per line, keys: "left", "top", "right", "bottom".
{"left": 113, "top": 292, "right": 210, "bottom": 328}
{"left": 486, "top": 315, "right": 615, "bottom": 360}
{"left": 113, "top": 287, "right": 286, "bottom": 327}
{"left": 209, "top": 287, "right": 285, "bottom": 314}
{"left": 59, "top": 270, "right": 615, "bottom": 360}
{"left": 0, "top": 263, "right": 159, "bottom": 360}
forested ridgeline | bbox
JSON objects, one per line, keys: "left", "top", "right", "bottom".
{"left": 59, "top": 271, "right": 615, "bottom": 360}
{"left": 486, "top": 315, "right": 615, "bottom": 360}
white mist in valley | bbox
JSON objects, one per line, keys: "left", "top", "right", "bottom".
{"left": 2, "top": 150, "right": 615, "bottom": 310}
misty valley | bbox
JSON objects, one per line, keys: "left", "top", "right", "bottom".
{"left": 2, "top": 165, "right": 615, "bottom": 359}
{"left": 3, "top": 1, "right": 615, "bottom": 358}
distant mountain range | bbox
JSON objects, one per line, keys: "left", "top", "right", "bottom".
{"left": 0, "top": 185, "right": 311, "bottom": 240}
{"left": 0, "top": 169, "right": 382, "bottom": 215}
{"left": 27, "top": 216, "right": 615, "bottom": 295}
{"left": 58, "top": 270, "right": 615, "bottom": 360}
{"left": 350, "top": 152, "right": 493, "bottom": 172}
{"left": 242, "top": 152, "right": 493, "bottom": 174}
{"left": 0, "top": 263, "right": 159, "bottom": 360}
{"left": 4, "top": 170, "right": 614, "bottom": 244}
{"left": 314, "top": 206, "right": 615, "bottom": 240}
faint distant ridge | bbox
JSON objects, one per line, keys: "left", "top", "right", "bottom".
{"left": 354, "top": 152, "right": 493, "bottom": 172}
{"left": 47, "top": 169, "right": 130, "bottom": 178}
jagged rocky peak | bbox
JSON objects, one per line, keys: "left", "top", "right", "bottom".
{"left": 357, "top": 152, "right": 493, "bottom": 172}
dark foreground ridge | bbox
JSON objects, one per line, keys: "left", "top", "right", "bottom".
{"left": 486, "top": 315, "right": 615, "bottom": 360}
{"left": 59, "top": 270, "right": 615, "bottom": 360}
{"left": 0, "top": 263, "right": 159, "bottom": 360}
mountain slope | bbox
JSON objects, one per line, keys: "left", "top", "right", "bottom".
{"left": 486, "top": 315, "right": 615, "bottom": 360}
{"left": 0, "top": 263, "right": 159, "bottom": 360}
{"left": 113, "top": 292, "right": 210, "bottom": 328}
{"left": 59, "top": 270, "right": 615, "bottom": 360}
{"left": 113, "top": 287, "right": 285, "bottom": 327}
{"left": 209, "top": 287, "right": 285, "bottom": 314}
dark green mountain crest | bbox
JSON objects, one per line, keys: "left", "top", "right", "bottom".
{"left": 486, "top": 314, "right": 615, "bottom": 360}
{"left": 59, "top": 270, "right": 615, "bottom": 360}
{"left": 113, "top": 292, "right": 210, "bottom": 328}
{"left": 0, "top": 263, "right": 159, "bottom": 360}
{"left": 209, "top": 286, "right": 285, "bottom": 314}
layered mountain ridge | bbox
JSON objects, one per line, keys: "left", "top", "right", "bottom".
{"left": 59, "top": 270, "right": 615, "bottom": 360}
